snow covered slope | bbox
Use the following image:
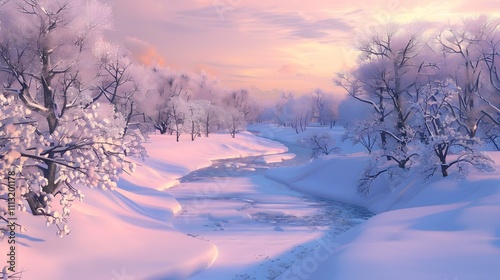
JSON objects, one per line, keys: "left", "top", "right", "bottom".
{"left": 2, "top": 132, "right": 287, "bottom": 280}
{"left": 252, "top": 124, "right": 500, "bottom": 280}
{"left": 6, "top": 123, "right": 499, "bottom": 280}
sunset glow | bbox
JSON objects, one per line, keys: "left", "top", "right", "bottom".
{"left": 107, "top": 0, "right": 500, "bottom": 98}
{"left": 2, "top": 1, "right": 500, "bottom": 279}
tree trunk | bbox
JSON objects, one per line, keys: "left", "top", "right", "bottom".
{"left": 27, "top": 154, "right": 59, "bottom": 215}
{"left": 191, "top": 121, "right": 195, "bottom": 141}
{"left": 441, "top": 164, "right": 449, "bottom": 177}
{"left": 380, "top": 131, "right": 391, "bottom": 161}
{"left": 205, "top": 116, "right": 210, "bottom": 137}
{"left": 303, "top": 112, "right": 308, "bottom": 131}
{"left": 42, "top": 154, "right": 59, "bottom": 195}
{"left": 25, "top": 191, "right": 45, "bottom": 216}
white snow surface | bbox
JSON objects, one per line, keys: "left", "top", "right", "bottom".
{"left": 250, "top": 124, "right": 500, "bottom": 280}
{"left": 257, "top": 153, "right": 296, "bottom": 164}
{"left": 5, "top": 124, "right": 500, "bottom": 280}
{"left": 2, "top": 132, "right": 288, "bottom": 280}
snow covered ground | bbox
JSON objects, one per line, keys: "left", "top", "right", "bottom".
{"left": 250, "top": 124, "right": 500, "bottom": 280}
{"left": 4, "top": 124, "right": 499, "bottom": 280}
{"left": 1, "top": 132, "right": 295, "bottom": 280}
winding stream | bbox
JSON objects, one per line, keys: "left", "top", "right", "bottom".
{"left": 166, "top": 143, "right": 373, "bottom": 279}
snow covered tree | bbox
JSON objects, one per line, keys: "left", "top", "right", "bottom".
{"left": 476, "top": 17, "right": 500, "bottom": 148}
{"left": 141, "top": 67, "right": 173, "bottom": 134}
{"left": 274, "top": 92, "right": 294, "bottom": 127}
{"left": 185, "top": 100, "right": 204, "bottom": 141}
{"left": 338, "top": 20, "right": 497, "bottom": 194}
{"left": 169, "top": 97, "right": 186, "bottom": 142}
{"left": 415, "top": 80, "right": 494, "bottom": 177}
{"left": 290, "top": 95, "right": 312, "bottom": 133}
{"left": 336, "top": 72, "right": 390, "bottom": 152}
{"left": 220, "top": 89, "right": 250, "bottom": 138}
{"left": 341, "top": 118, "right": 378, "bottom": 154}
{"left": 311, "top": 89, "right": 326, "bottom": 125}
{"left": 431, "top": 16, "right": 500, "bottom": 156}
{"left": 166, "top": 72, "right": 192, "bottom": 99}
{"left": 437, "top": 16, "right": 499, "bottom": 138}
{"left": 222, "top": 106, "right": 246, "bottom": 138}
{"left": 198, "top": 100, "right": 223, "bottom": 137}
{"left": 354, "top": 24, "right": 431, "bottom": 167}
{"left": 274, "top": 94, "right": 312, "bottom": 134}
{"left": 322, "top": 94, "right": 340, "bottom": 129}
{"left": 94, "top": 44, "right": 133, "bottom": 105}
{"left": 308, "top": 88, "right": 339, "bottom": 127}
{"left": 188, "top": 75, "right": 224, "bottom": 137}
{"left": 0, "top": 0, "right": 142, "bottom": 236}
{"left": 299, "top": 132, "right": 339, "bottom": 158}
{"left": 337, "top": 23, "right": 437, "bottom": 184}
{"left": 191, "top": 71, "right": 219, "bottom": 101}
{"left": 141, "top": 68, "right": 217, "bottom": 139}
{"left": 482, "top": 124, "right": 500, "bottom": 150}
{"left": 93, "top": 43, "right": 150, "bottom": 143}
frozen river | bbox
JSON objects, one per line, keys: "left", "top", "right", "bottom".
{"left": 167, "top": 144, "right": 373, "bottom": 279}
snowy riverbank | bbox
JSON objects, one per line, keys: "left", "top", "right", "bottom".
{"left": 2, "top": 132, "right": 289, "bottom": 280}
{"left": 5, "top": 123, "right": 498, "bottom": 280}
{"left": 168, "top": 146, "right": 372, "bottom": 279}
{"left": 251, "top": 124, "right": 500, "bottom": 280}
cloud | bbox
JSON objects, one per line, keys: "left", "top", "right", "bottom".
{"left": 277, "top": 64, "right": 297, "bottom": 75}
{"left": 277, "top": 64, "right": 304, "bottom": 76}
{"left": 253, "top": 12, "right": 353, "bottom": 39}
{"left": 123, "top": 36, "right": 150, "bottom": 50}
{"left": 173, "top": 5, "right": 353, "bottom": 41}
{"left": 452, "top": 0, "right": 500, "bottom": 14}
{"left": 123, "top": 36, "right": 166, "bottom": 67}
{"left": 173, "top": 5, "right": 241, "bottom": 28}
{"left": 176, "top": 6, "right": 221, "bottom": 19}
{"left": 138, "top": 48, "right": 166, "bottom": 67}
{"left": 109, "top": 0, "right": 500, "bottom": 97}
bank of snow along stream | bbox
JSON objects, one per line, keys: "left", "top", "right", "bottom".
{"left": 167, "top": 149, "right": 373, "bottom": 280}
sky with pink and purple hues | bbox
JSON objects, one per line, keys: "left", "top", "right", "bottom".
{"left": 105, "top": 0, "right": 500, "bottom": 99}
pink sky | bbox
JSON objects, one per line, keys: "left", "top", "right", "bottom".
{"left": 106, "top": 0, "right": 500, "bottom": 99}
